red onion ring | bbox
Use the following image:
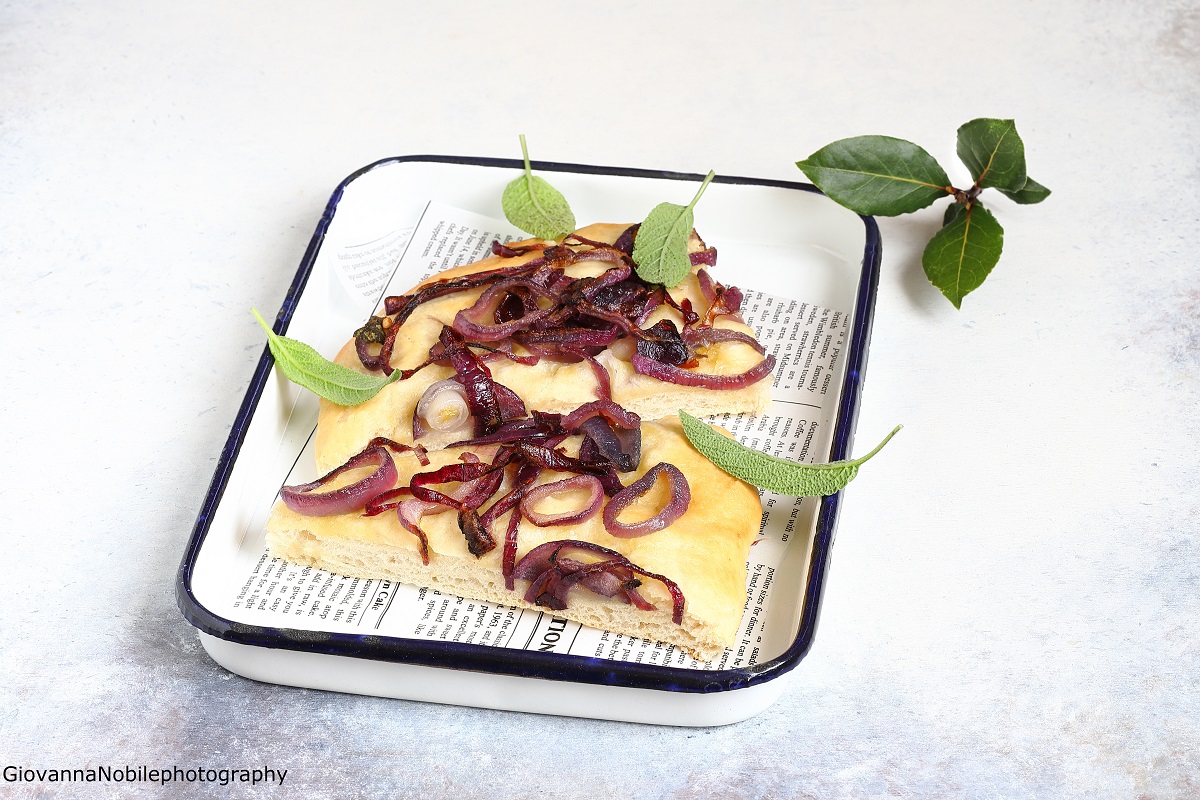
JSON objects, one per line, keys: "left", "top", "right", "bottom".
{"left": 280, "top": 446, "right": 397, "bottom": 516}
{"left": 519, "top": 475, "right": 605, "bottom": 527}
{"left": 602, "top": 462, "right": 690, "bottom": 538}
{"left": 562, "top": 399, "right": 641, "bottom": 431}
{"left": 452, "top": 279, "right": 556, "bottom": 341}
{"left": 683, "top": 326, "right": 766, "bottom": 354}
{"left": 631, "top": 351, "right": 777, "bottom": 390}
{"left": 395, "top": 499, "right": 436, "bottom": 565}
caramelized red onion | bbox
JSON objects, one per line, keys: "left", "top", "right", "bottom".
{"left": 635, "top": 320, "right": 691, "bottom": 366}
{"left": 631, "top": 351, "right": 777, "bottom": 389}
{"left": 452, "top": 279, "right": 555, "bottom": 341}
{"left": 683, "top": 326, "right": 766, "bottom": 354}
{"left": 283, "top": 389, "right": 696, "bottom": 617}
{"left": 512, "top": 540, "right": 685, "bottom": 624}
{"left": 602, "top": 462, "right": 691, "bottom": 538}
{"left": 280, "top": 446, "right": 397, "bottom": 516}
{"left": 561, "top": 399, "right": 641, "bottom": 431}
{"left": 519, "top": 475, "right": 605, "bottom": 526}
{"left": 353, "top": 232, "right": 771, "bottom": 413}
{"left": 396, "top": 454, "right": 505, "bottom": 561}
{"left": 577, "top": 417, "right": 640, "bottom": 473}
{"left": 439, "top": 327, "right": 526, "bottom": 435}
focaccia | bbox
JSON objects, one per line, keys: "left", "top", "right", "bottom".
{"left": 266, "top": 417, "right": 761, "bottom": 661}
{"left": 313, "top": 223, "right": 774, "bottom": 471}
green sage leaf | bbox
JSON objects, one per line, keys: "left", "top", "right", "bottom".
{"left": 1000, "top": 176, "right": 1051, "bottom": 205}
{"left": 956, "top": 118, "right": 1027, "bottom": 192}
{"left": 631, "top": 170, "right": 716, "bottom": 287}
{"left": 252, "top": 308, "right": 400, "bottom": 406}
{"left": 795, "top": 136, "right": 951, "bottom": 216}
{"left": 679, "top": 411, "right": 901, "bottom": 497}
{"left": 501, "top": 134, "right": 576, "bottom": 240}
{"left": 922, "top": 201, "right": 1005, "bottom": 309}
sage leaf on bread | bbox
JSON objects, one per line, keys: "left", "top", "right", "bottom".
{"left": 252, "top": 309, "right": 401, "bottom": 406}
{"left": 502, "top": 135, "right": 576, "bottom": 241}
{"left": 680, "top": 411, "right": 900, "bottom": 496}
{"left": 632, "top": 170, "right": 716, "bottom": 287}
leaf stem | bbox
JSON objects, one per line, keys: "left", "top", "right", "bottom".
{"left": 519, "top": 134, "right": 531, "bottom": 177}
{"left": 685, "top": 170, "right": 717, "bottom": 212}
{"left": 251, "top": 307, "right": 275, "bottom": 336}
{"left": 849, "top": 425, "right": 903, "bottom": 466}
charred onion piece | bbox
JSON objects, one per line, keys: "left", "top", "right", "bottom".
{"left": 280, "top": 446, "right": 397, "bottom": 516}
{"left": 602, "top": 462, "right": 690, "bottom": 538}
{"left": 577, "top": 416, "right": 641, "bottom": 473}
{"left": 459, "top": 508, "right": 496, "bottom": 557}
{"left": 635, "top": 320, "right": 691, "bottom": 366}
{"left": 519, "top": 475, "right": 605, "bottom": 527}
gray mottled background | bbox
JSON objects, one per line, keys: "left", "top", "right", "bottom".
{"left": 1, "top": 2, "right": 1197, "bottom": 798}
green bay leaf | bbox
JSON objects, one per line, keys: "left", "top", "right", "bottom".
{"left": 956, "top": 118, "right": 1027, "bottom": 192}
{"left": 631, "top": 170, "right": 715, "bottom": 287}
{"left": 922, "top": 201, "right": 1005, "bottom": 309}
{"left": 943, "top": 200, "right": 966, "bottom": 226}
{"left": 501, "top": 135, "right": 575, "bottom": 240}
{"left": 252, "top": 309, "right": 400, "bottom": 406}
{"left": 679, "top": 411, "right": 901, "bottom": 497}
{"left": 796, "top": 135, "right": 951, "bottom": 216}
{"left": 1000, "top": 176, "right": 1051, "bottom": 205}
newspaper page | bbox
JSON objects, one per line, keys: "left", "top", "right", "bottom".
{"left": 229, "top": 202, "right": 849, "bottom": 671}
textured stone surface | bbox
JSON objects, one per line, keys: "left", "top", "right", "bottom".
{"left": 1, "top": 2, "right": 1198, "bottom": 797}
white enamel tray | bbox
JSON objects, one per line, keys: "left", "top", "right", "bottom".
{"left": 177, "top": 156, "right": 881, "bottom": 726}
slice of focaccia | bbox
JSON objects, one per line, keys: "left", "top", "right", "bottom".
{"left": 266, "top": 417, "right": 760, "bottom": 661}
{"left": 313, "top": 223, "right": 775, "bottom": 471}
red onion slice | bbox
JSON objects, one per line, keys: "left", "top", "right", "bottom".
{"left": 453, "top": 279, "right": 556, "bottom": 341}
{"left": 683, "top": 326, "right": 766, "bottom": 354}
{"left": 280, "top": 446, "right": 397, "bottom": 516}
{"left": 396, "top": 499, "right": 436, "bottom": 564}
{"left": 519, "top": 475, "right": 605, "bottom": 527}
{"left": 602, "top": 462, "right": 690, "bottom": 538}
{"left": 561, "top": 399, "right": 641, "bottom": 431}
{"left": 631, "top": 351, "right": 777, "bottom": 390}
